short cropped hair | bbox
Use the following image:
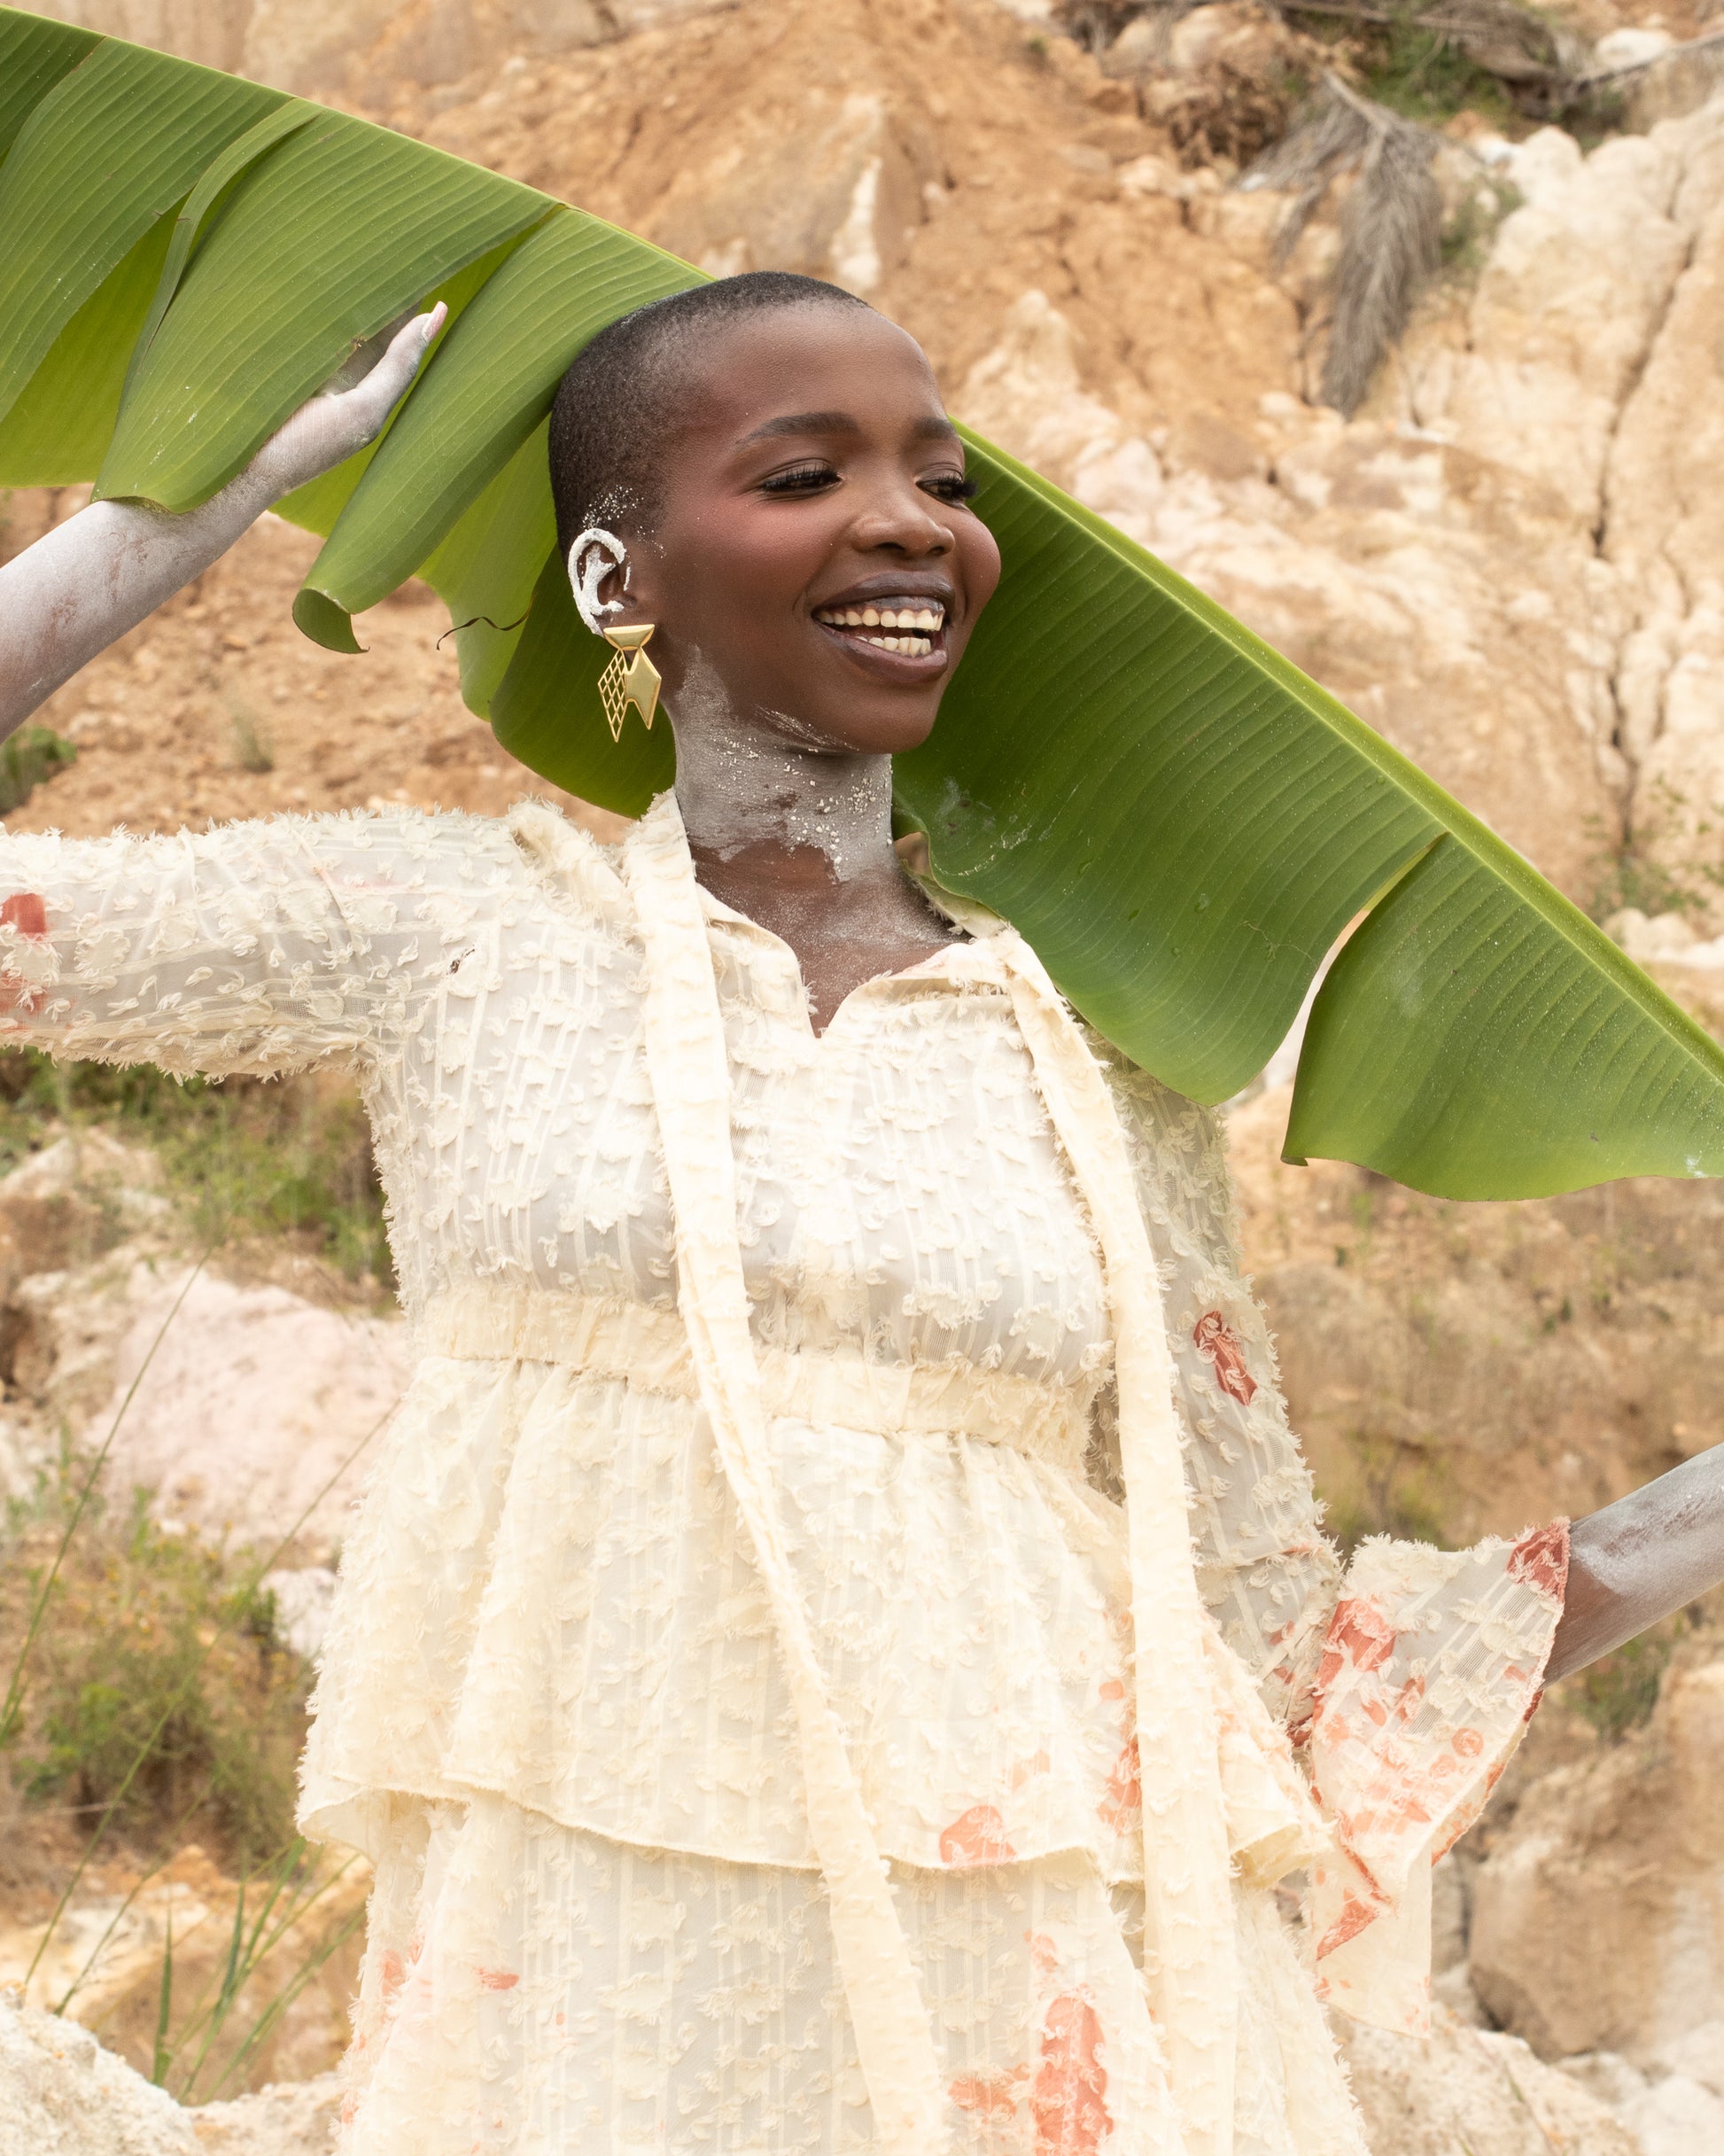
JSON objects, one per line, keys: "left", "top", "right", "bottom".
{"left": 547, "top": 271, "right": 873, "bottom": 556}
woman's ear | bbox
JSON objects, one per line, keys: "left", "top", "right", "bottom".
{"left": 567, "top": 526, "right": 632, "bottom": 634}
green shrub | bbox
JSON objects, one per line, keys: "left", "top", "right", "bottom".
{"left": 5, "top": 1483, "right": 308, "bottom": 1864}
{"left": 1569, "top": 1626, "right": 1675, "bottom": 1743}
{"left": 0, "top": 724, "right": 76, "bottom": 815}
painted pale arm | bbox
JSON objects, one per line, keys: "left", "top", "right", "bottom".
{"left": 0, "top": 307, "right": 445, "bottom": 738}
{"left": 1547, "top": 1443, "right": 1724, "bottom": 1681}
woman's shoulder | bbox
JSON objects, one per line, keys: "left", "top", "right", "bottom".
{"left": 290, "top": 798, "right": 640, "bottom": 944}
{"left": 502, "top": 798, "right": 633, "bottom": 932}
{"left": 1082, "top": 1025, "right": 1242, "bottom": 1265}
{"left": 197, "top": 800, "right": 621, "bottom": 900}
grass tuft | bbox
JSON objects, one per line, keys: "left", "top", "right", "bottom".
{"left": 1569, "top": 1623, "right": 1677, "bottom": 1742}
{"left": 0, "top": 724, "right": 76, "bottom": 816}
{"left": 0, "top": 1048, "right": 392, "bottom": 1287}
{"left": 5, "top": 1476, "right": 308, "bottom": 1865}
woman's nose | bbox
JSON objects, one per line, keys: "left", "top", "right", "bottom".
{"left": 849, "top": 485, "right": 951, "bottom": 556}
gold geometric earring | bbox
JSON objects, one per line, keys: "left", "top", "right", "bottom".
{"left": 599, "top": 623, "right": 662, "bottom": 741}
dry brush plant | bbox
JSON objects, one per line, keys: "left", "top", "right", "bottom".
{"left": 1242, "top": 73, "right": 1442, "bottom": 415}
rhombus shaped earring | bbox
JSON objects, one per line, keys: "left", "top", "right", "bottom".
{"left": 599, "top": 624, "right": 662, "bottom": 740}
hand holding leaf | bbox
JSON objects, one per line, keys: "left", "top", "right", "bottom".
{"left": 250, "top": 304, "right": 446, "bottom": 501}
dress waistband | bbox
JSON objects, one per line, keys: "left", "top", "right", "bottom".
{"left": 421, "top": 1282, "right": 1091, "bottom": 1475}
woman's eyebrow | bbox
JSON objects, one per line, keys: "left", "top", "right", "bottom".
{"left": 736, "top": 409, "right": 859, "bottom": 448}
{"left": 734, "top": 410, "right": 960, "bottom": 448}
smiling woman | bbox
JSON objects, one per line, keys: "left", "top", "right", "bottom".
{"left": 3, "top": 254, "right": 1724, "bottom": 2156}
{"left": 544, "top": 275, "right": 1000, "bottom": 1029}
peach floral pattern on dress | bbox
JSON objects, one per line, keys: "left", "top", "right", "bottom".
{"left": 1192, "top": 1309, "right": 1257, "bottom": 1404}
{"left": 0, "top": 891, "right": 49, "bottom": 1016}
{"left": 1303, "top": 1527, "right": 1569, "bottom": 2032}
{"left": 938, "top": 1804, "right": 1018, "bottom": 1867}
{"left": 1033, "top": 1991, "right": 1112, "bottom": 2155}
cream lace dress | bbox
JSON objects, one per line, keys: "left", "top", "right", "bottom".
{"left": 0, "top": 791, "right": 1570, "bottom": 2156}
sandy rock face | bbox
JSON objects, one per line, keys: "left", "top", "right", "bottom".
{"left": 1469, "top": 1661, "right": 1724, "bottom": 2073}
{"left": 0, "top": 1133, "right": 407, "bottom": 1564}
{"left": 19, "top": 0, "right": 724, "bottom": 98}
{"left": 949, "top": 90, "right": 1724, "bottom": 918}
{"left": 1408, "top": 124, "right": 1692, "bottom": 524}
{"left": 1337, "top": 2004, "right": 1641, "bottom": 2155}
{"left": 0, "top": 1996, "right": 339, "bottom": 2156}
{"left": 92, "top": 1267, "right": 408, "bottom": 1556}
{"left": 1598, "top": 105, "right": 1724, "bottom": 917}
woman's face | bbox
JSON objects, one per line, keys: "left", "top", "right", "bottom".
{"left": 607, "top": 305, "right": 1001, "bottom": 757}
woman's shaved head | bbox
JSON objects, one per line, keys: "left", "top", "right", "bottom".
{"left": 547, "top": 271, "right": 873, "bottom": 552}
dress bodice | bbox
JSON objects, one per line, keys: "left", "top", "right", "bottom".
{"left": 391, "top": 853, "right": 1112, "bottom": 1393}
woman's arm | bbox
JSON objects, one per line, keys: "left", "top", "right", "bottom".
{"left": 0, "top": 306, "right": 445, "bottom": 736}
{"left": 1547, "top": 1444, "right": 1724, "bottom": 1681}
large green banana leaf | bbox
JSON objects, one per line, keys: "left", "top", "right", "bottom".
{"left": 2, "top": 5, "right": 1720, "bottom": 1200}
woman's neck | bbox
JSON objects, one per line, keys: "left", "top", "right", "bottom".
{"left": 671, "top": 708, "right": 957, "bottom": 1031}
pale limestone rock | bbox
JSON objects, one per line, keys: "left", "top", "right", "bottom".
{"left": 1470, "top": 1660, "right": 1724, "bottom": 2073}
{"left": 954, "top": 287, "right": 1627, "bottom": 896}
{"left": 1626, "top": 42, "right": 1724, "bottom": 133}
{"left": 1336, "top": 2004, "right": 1641, "bottom": 2155}
{"left": 1608, "top": 908, "right": 1724, "bottom": 969}
{"left": 190, "top": 2077, "right": 342, "bottom": 2155}
{"left": 1564, "top": 2046, "right": 1724, "bottom": 2156}
{"left": 957, "top": 289, "right": 1167, "bottom": 522}
{"left": 1596, "top": 28, "right": 1677, "bottom": 71}
{"left": 1599, "top": 98, "right": 1724, "bottom": 922}
{"left": 1407, "top": 124, "right": 1689, "bottom": 523}
{"left": 0, "top": 1121, "right": 405, "bottom": 1553}
{"left": 646, "top": 83, "right": 936, "bottom": 294}
{"left": 0, "top": 1995, "right": 191, "bottom": 2156}
{"left": 0, "top": 1995, "right": 339, "bottom": 2156}
{"left": 95, "top": 1268, "right": 408, "bottom": 1556}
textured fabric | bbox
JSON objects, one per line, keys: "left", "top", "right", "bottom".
{"left": 0, "top": 798, "right": 1570, "bottom": 2153}
{"left": 990, "top": 918, "right": 1240, "bottom": 2152}
{"left": 623, "top": 798, "right": 949, "bottom": 2153}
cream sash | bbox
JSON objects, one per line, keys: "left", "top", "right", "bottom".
{"left": 623, "top": 801, "right": 951, "bottom": 2156}
{"left": 620, "top": 793, "right": 1323, "bottom": 2156}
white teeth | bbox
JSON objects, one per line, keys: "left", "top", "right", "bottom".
{"left": 813, "top": 602, "right": 944, "bottom": 650}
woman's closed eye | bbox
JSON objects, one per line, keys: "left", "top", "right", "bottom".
{"left": 757, "top": 462, "right": 841, "bottom": 497}
{"left": 756, "top": 462, "right": 979, "bottom": 504}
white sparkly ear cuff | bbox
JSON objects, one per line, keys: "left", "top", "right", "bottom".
{"left": 568, "top": 527, "right": 630, "bottom": 636}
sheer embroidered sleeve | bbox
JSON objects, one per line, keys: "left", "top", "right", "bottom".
{"left": 0, "top": 809, "right": 520, "bottom": 1078}
{"left": 1097, "top": 1044, "right": 1568, "bottom": 2034}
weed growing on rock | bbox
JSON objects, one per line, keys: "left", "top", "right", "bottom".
{"left": 3, "top": 1475, "right": 308, "bottom": 1864}
{"left": 1439, "top": 173, "right": 1522, "bottom": 280}
{"left": 0, "top": 1049, "right": 392, "bottom": 1288}
{"left": 0, "top": 724, "right": 76, "bottom": 817}
{"left": 1356, "top": 12, "right": 1518, "bottom": 129}
{"left": 1570, "top": 1623, "right": 1678, "bottom": 1741}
